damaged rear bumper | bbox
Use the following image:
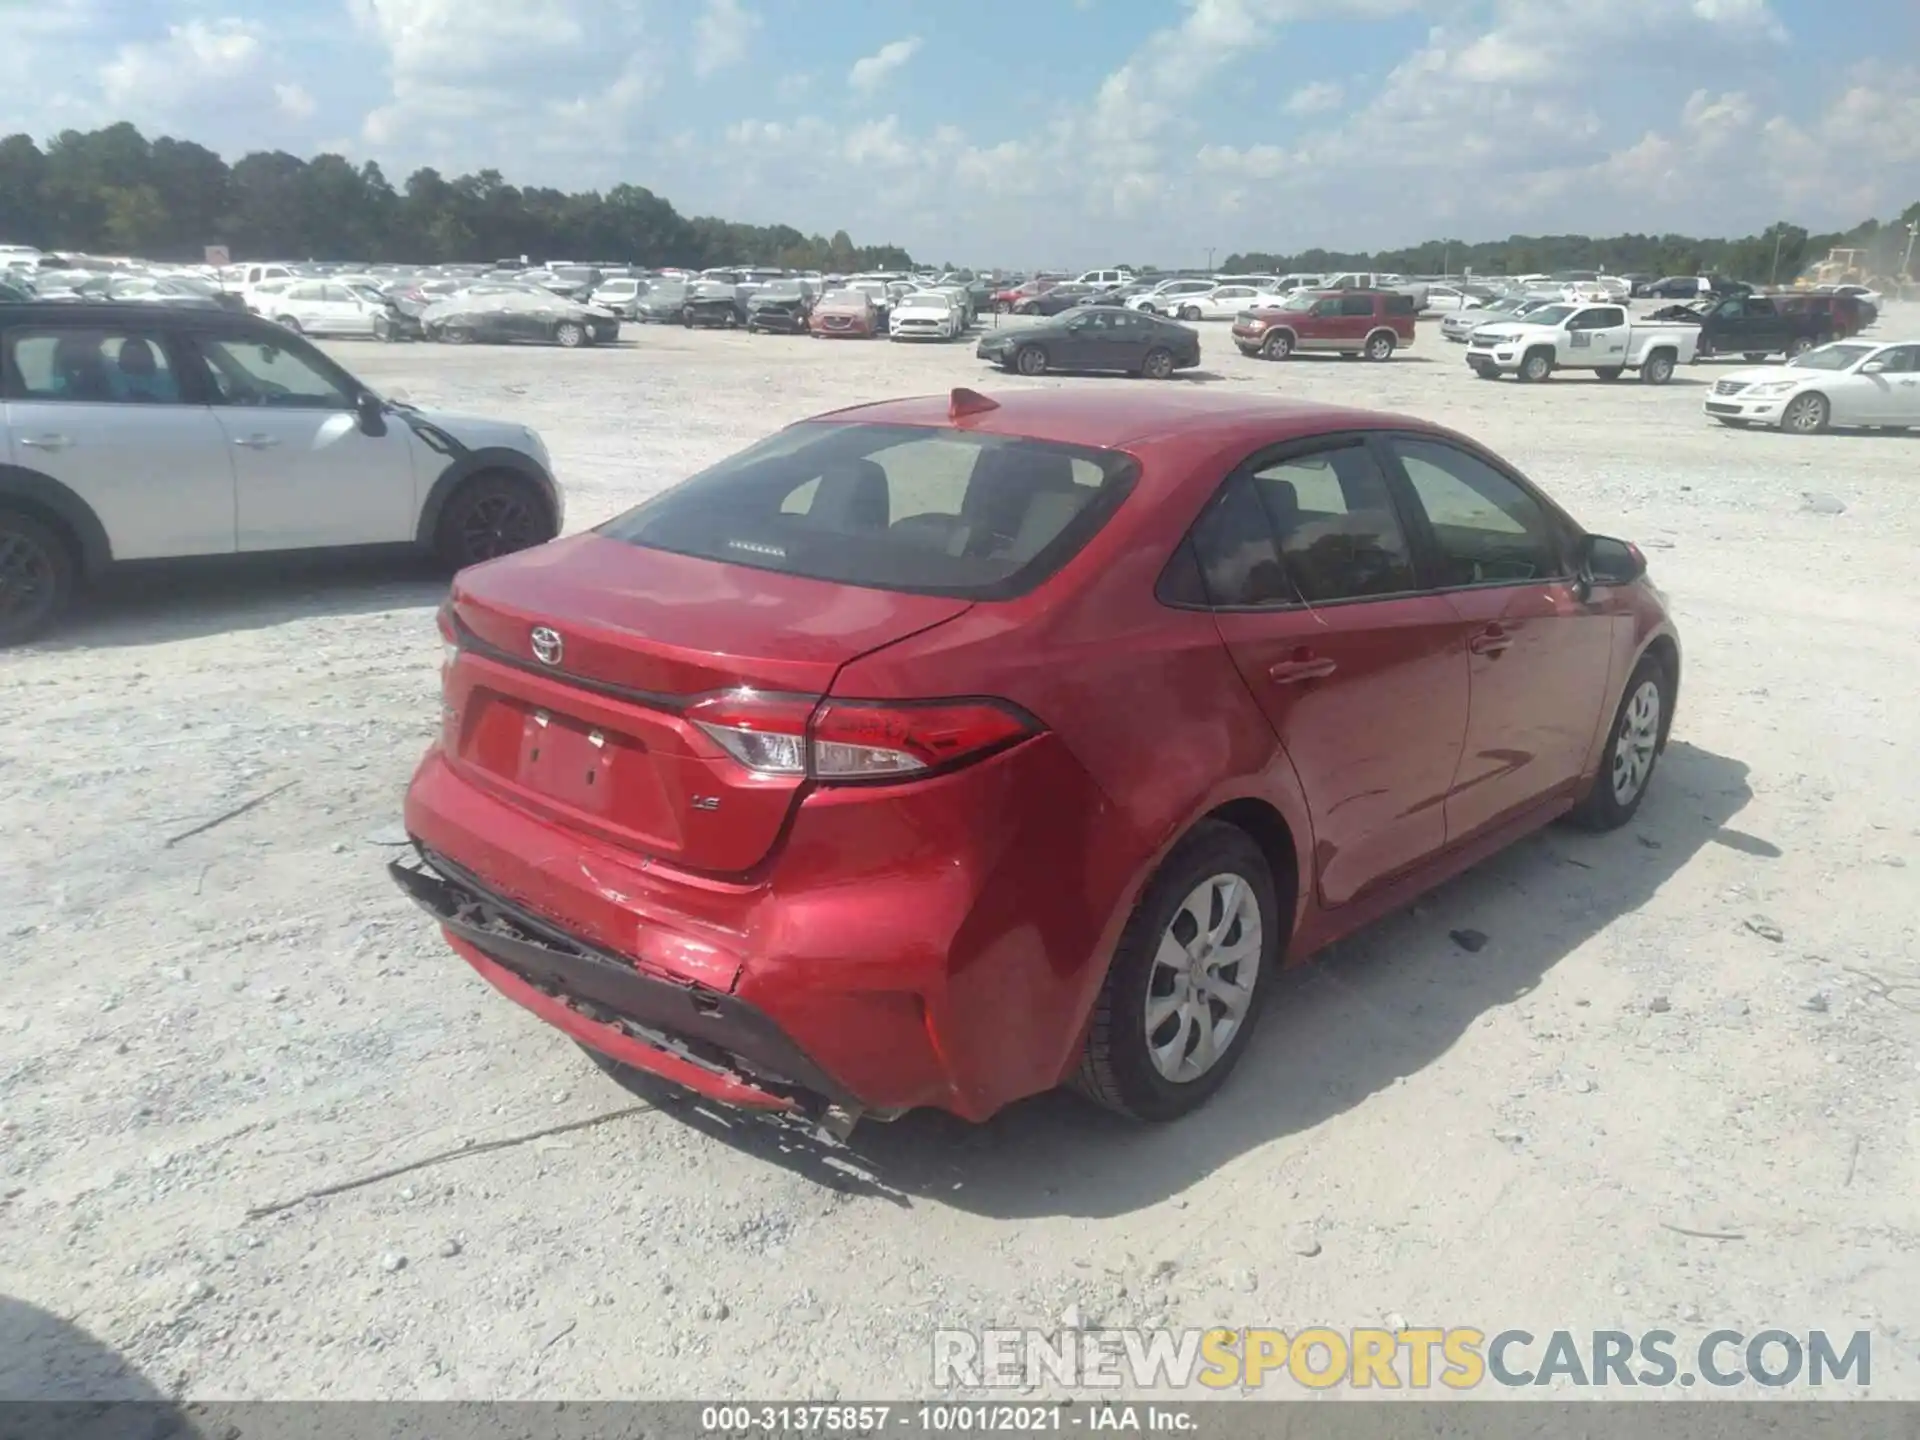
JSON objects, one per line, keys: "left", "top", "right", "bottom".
{"left": 390, "top": 849, "right": 868, "bottom": 1129}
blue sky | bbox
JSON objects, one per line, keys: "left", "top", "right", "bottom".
{"left": 3, "top": 0, "right": 1917, "bottom": 265}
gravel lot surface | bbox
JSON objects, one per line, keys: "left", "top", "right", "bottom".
{"left": 3, "top": 306, "right": 1917, "bottom": 1401}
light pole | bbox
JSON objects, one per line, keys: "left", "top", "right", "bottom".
{"left": 1904, "top": 221, "right": 1919, "bottom": 289}
{"left": 1769, "top": 228, "right": 1784, "bottom": 286}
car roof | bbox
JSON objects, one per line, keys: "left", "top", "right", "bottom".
{"left": 812, "top": 388, "right": 1438, "bottom": 452}
{"left": 0, "top": 301, "right": 276, "bottom": 335}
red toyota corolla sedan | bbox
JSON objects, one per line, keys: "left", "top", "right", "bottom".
{"left": 392, "top": 388, "right": 1679, "bottom": 1132}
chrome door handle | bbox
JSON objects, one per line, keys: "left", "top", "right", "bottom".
{"left": 1268, "top": 654, "right": 1337, "bottom": 684}
{"left": 233, "top": 434, "right": 281, "bottom": 449}
{"left": 19, "top": 434, "right": 71, "bottom": 451}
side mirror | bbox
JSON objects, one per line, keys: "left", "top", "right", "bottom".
{"left": 1861, "top": 359, "right": 1888, "bottom": 374}
{"left": 1580, "top": 534, "right": 1646, "bottom": 589}
{"left": 355, "top": 391, "right": 388, "bottom": 437}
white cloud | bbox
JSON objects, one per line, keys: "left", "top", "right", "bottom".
{"left": 693, "top": 0, "right": 760, "bottom": 78}
{"left": 1284, "top": 80, "right": 1343, "bottom": 115}
{"left": 848, "top": 37, "right": 921, "bottom": 93}
{"left": 99, "top": 18, "right": 262, "bottom": 112}
{"left": 348, "top": 0, "right": 655, "bottom": 165}
{"left": 274, "top": 82, "right": 317, "bottom": 121}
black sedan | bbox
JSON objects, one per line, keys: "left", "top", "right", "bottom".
{"left": 975, "top": 306, "right": 1201, "bottom": 379}
{"left": 683, "top": 282, "right": 749, "bottom": 328}
{"left": 633, "top": 282, "right": 690, "bottom": 321}
{"left": 745, "top": 281, "right": 816, "bottom": 334}
{"left": 1013, "top": 282, "right": 1097, "bottom": 316}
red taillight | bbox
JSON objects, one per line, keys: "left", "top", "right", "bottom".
{"left": 686, "top": 690, "right": 1038, "bottom": 782}
{"left": 435, "top": 602, "right": 460, "bottom": 744}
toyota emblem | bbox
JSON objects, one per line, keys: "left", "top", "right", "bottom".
{"left": 529, "top": 626, "right": 563, "bottom": 666}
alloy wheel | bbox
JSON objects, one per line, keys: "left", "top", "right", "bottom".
{"left": 1144, "top": 874, "right": 1262, "bottom": 1084}
{"left": 460, "top": 491, "right": 541, "bottom": 563}
{"left": 1610, "top": 679, "right": 1661, "bottom": 806}
{"left": 0, "top": 528, "right": 56, "bottom": 628}
{"left": 1784, "top": 394, "right": 1827, "bottom": 433}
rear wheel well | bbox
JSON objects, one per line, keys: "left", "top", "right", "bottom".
{"left": 1207, "top": 798, "right": 1301, "bottom": 938}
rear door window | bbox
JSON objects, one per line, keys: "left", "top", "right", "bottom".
{"left": 3, "top": 327, "right": 184, "bottom": 403}
{"left": 1186, "top": 441, "right": 1418, "bottom": 607}
{"left": 602, "top": 423, "right": 1137, "bottom": 600}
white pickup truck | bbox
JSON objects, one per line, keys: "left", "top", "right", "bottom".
{"left": 1465, "top": 302, "right": 1698, "bottom": 384}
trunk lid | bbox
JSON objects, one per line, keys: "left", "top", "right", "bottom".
{"left": 444, "top": 533, "right": 971, "bottom": 873}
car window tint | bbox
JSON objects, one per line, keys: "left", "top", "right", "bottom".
{"left": 1189, "top": 474, "right": 1292, "bottom": 607}
{"left": 194, "top": 335, "right": 352, "bottom": 408}
{"left": 321, "top": 284, "right": 356, "bottom": 304}
{"left": 1340, "top": 294, "right": 1376, "bottom": 317}
{"left": 4, "top": 328, "right": 183, "bottom": 403}
{"left": 1390, "top": 438, "right": 1565, "bottom": 586}
{"left": 1249, "top": 444, "right": 1417, "bottom": 603}
{"left": 1878, "top": 346, "right": 1918, "bottom": 372}
{"left": 1384, "top": 294, "right": 1417, "bottom": 315}
{"left": 603, "top": 424, "right": 1135, "bottom": 601}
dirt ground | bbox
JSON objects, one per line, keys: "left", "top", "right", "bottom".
{"left": 2, "top": 306, "right": 1917, "bottom": 1402}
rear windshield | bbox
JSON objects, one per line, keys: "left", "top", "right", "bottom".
{"left": 600, "top": 423, "right": 1139, "bottom": 600}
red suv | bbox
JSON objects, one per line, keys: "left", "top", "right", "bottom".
{"left": 394, "top": 389, "right": 1677, "bottom": 1132}
{"left": 1233, "top": 288, "right": 1418, "bottom": 361}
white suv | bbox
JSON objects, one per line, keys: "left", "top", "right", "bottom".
{"left": 0, "top": 303, "right": 564, "bottom": 643}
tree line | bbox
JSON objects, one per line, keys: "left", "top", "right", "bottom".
{"left": 1220, "top": 205, "right": 1920, "bottom": 286}
{"left": 0, "top": 123, "right": 915, "bottom": 272}
{"left": 4, "top": 122, "right": 1916, "bottom": 284}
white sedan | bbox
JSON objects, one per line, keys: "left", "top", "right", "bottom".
{"left": 1421, "top": 284, "right": 1482, "bottom": 314}
{"left": 888, "top": 290, "right": 962, "bottom": 340}
{"left": 261, "top": 279, "right": 387, "bottom": 337}
{"left": 1156, "top": 284, "right": 1287, "bottom": 321}
{"left": 1704, "top": 339, "right": 1920, "bottom": 433}
{"left": 1128, "top": 278, "right": 1216, "bottom": 315}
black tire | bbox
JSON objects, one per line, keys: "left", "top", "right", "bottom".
{"left": 275, "top": 315, "right": 303, "bottom": 334}
{"left": 1518, "top": 349, "right": 1553, "bottom": 383}
{"left": 554, "top": 321, "right": 586, "bottom": 348}
{"left": 1781, "top": 391, "right": 1830, "bottom": 435}
{"left": 1565, "top": 654, "right": 1671, "bottom": 831}
{"left": 993, "top": 300, "right": 1010, "bottom": 315}
{"left": 1015, "top": 344, "right": 1048, "bottom": 377}
{"left": 1468, "top": 359, "right": 1498, "bottom": 380}
{"left": 1640, "top": 350, "right": 1676, "bottom": 385}
{"left": 1178, "top": 305, "right": 1202, "bottom": 322}
{"left": 433, "top": 472, "right": 556, "bottom": 571}
{"left": 1595, "top": 366, "right": 1623, "bottom": 381}
{"left": 0, "top": 509, "right": 75, "bottom": 647}
{"left": 1140, "top": 347, "right": 1174, "bottom": 380}
{"left": 682, "top": 309, "right": 694, "bottom": 328}
{"left": 1786, "top": 336, "right": 1814, "bottom": 359}
{"left": 1363, "top": 330, "right": 1396, "bottom": 361}
{"left": 1261, "top": 329, "right": 1294, "bottom": 360}
{"left": 1073, "top": 820, "right": 1279, "bottom": 1121}
{"left": 1743, "top": 352, "right": 1768, "bottom": 363}
{"left": 440, "top": 326, "right": 472, "bottom": 346}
